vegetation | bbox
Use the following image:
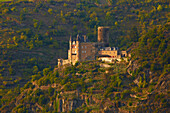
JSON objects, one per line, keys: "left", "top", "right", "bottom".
{"left": 0, "top": 0, "right": 169, "bottom": 112}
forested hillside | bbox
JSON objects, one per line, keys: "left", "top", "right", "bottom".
{"left": 0, "top": 0, "right": 169, "bottom": 112}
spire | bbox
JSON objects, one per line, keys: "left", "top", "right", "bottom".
{"left": 83, "top": 35, "right": 87, "bottom": 42}
{"left": 70, "top": 35, "right": 73, "bottom": 41}
{"left": 76, "top": 34, "right": 80, "bottom": 41}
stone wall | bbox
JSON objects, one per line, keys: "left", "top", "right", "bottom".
{"left": 80, "top": 42, "right": 96, "bottom": 61}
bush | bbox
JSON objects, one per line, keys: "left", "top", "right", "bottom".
{"left": 148, "top": 85, "right": 154, "bottom": 93}
{"left": 34, "top": 89, "right": 43, "bottom": 96}
{"left": 48, "top": 8, "right": 53, "bottom": 14}
{"left": 48, "top": 87, "right": 54, "bottom": 96}
{"left": 129, "top": 102, "right": 132, "bottom": 106}
{"left": 38, "top": 95, "right": 48, "bottom": 106}
{"left": 104, "top": 86, "right": 116, "bottom": 98}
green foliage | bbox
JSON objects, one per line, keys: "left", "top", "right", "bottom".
{"left": 48, "top": 87, "right": 54, "bottom": 96}
{"left": 24, "top": 81, "right": 34, "bottom": 89}
{"left": 104, "top": 86, "right": 116, "bottom": 98}
{"left": 130, "top": 26, "right": 139, "bottom": 42}
{"left": 64, "top": 66, "right": 76, "bottom": 75}
{"left": 43, "top": 68, "right": 50, "bottom": 76}
{"left": 0, "top": 0, "right": 169, "bottom": 112}
{"left": 86, "top": 98, "right": 89, "bottom": 105}
{"left": 48, "top": 8, "right": 53, "bottom": 14}
{"left": 157, "top": 5, "right": 163, "bottom": 11}
{"left": 32, "top": 72, "right": 42, "bottom": 81}
{"left": 34, "top": 89, "right": 43, "bottom": 96}
{"left": 38, "top": 95, "right": 49, "bottom": 106}
{"left": 129, "top": 102, "right": 132, "bottom": 106}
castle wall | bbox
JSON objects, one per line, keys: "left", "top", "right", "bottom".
{"left": 80, "top": 43, "right": 96, "bottom": 61}
{"left": 98, "top": 50, "right": 118, "bottom": 58}
{"left": 120, "top": 51, "right": 127, "bottom": 57}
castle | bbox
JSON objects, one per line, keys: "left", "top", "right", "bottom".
{"left": 58, "top": 27, "right": 128, "bottom": 67}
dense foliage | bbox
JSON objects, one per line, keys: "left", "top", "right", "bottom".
{"left": 0, "top": 0, "right": 169, "bottom": 112}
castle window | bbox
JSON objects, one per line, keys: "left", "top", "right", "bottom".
{"left": 85, "top": 46, "right": 87, "bottom": 49}
{"left": 82, "top": 46, "right": 83, "bottom": 49}
{"left": 85, "top": 51, "right": 86, "bottom": 53}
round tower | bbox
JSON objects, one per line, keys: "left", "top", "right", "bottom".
{"left": 98, "top": 27, "right": 109, "bottom": 43}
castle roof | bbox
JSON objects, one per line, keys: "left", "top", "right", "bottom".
{"left": 100, "top": 47, "right": 119, "bottom": 51}
{"left": 74, "top": 35, "right": 89, "bottom": 42}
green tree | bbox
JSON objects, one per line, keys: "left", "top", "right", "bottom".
{"left": 38, "top": 95, "right": 48, "bottom": 106}
{"left": 130, "top": 26, "right": 139, "bottom": 42}
{"left": 43, "top": 68, "right": 50, "bottom": 76}
{"left": 33, "top": 66, "right": 38, "bottom": 74}
{"left": 157, "top": 5, "right": 163, "bottom": 11}
{"left": 48, "top": 87, "right": 54, "bottom": 96}
{"left": 48, "top": 8, "right": 53, "bottom": 14}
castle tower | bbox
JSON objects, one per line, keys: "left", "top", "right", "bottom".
{"left": 76, "top": 35, "right": 80, "bottom": 62}
{"left": 98, "top": 27, "right": 109, "bottom": 44}
{"left": 68, "top": 36, "right": 73, "bottom": 63}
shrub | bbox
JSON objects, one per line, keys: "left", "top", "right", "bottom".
{"left": 86, "top": 98, "right": 89, "bottom": 105}
{"left": 48, "top": 87, "right": 54, "bottom": 96}
{"left": 148, "top": 85, "right": 154, "bottom": 93}
{"left": 38, "top": 95, "right": 48, "bottom": 106}
{"left": 129, "top": 102, "right": 132, "bottom": 106}
{"left": 34, "top": 89, "right": 43, "bottom": 96}
{"left": 48, "top": 8, "right": 53, "bottom": 14}
{"left": 115, "top": 93, "right": 119, "bottom": 100}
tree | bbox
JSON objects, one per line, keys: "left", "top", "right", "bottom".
{"left": 48, "top": 87, "right": 54, "bottom": 96}
{"left": 33, "top": 66, "right": 38, "bottom": 74}
{"left": 43, "top": 68, "right": 50, "bottom": 76}
{"left": 130, "top": 26, "right": 139, "bottom": 42}
{"left": 107, "top": 0, "right": 116, "bottom": 5}
{"left": 157, "top": 5, "right": 163, "bottom": 11}
{"left": 48, "top": 8, "right": 53, "bottom": 14}
{"left": 38, "top": 95, "right": 48, "bottom": 106}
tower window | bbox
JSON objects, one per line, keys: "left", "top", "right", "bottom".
{"left": 85, "top": 46, "right": 87, "bottom": 49}
{"left": 82, "top": 46, "right": 83, "bottom": 49}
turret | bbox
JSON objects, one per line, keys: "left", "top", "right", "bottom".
{"left": 76, "top": 34, "right": 80, "bottom": 62}
{"left": 76, "top": 34, "right": 80, "bottom": 41}
{"left": 68, "top": 36, "right": 72, "bottom": 62}
{"left": 98, "top": 27, "right": 109, "bottom": 44}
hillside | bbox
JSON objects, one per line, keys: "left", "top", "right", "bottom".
{"left": 0, "top": 0, "right": 169, "bottom": 112}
